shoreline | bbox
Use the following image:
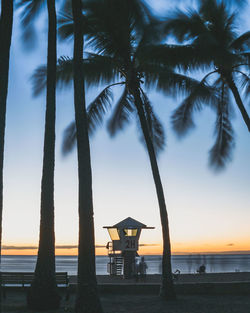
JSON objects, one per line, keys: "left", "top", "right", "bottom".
{"left": 68, "top": 272, "right": 250, "bottom": 284}
{"left": 69, "top": 273, "right": 250, "bottom": 296}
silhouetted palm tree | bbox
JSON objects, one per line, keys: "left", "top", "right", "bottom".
{"left": 41, "top": 0, "right": 216, "bottom": 300}
{"left": 165, "top": 0, "right": 250, "bottom": 169}
{"left": 18, "top": 0, "right": 60, "bottom": 309}
{"left": 30, "top": 1, "right": 103, "bottom": 310}
{"left": 71, "top": 0, "right": 103, "bottom": 311}
{"left": 0, "top": 0, "right": 14, "bottom": 305}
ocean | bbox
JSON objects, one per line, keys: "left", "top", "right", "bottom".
{"left": 1, "top": 255, "right": 250, "bottom": 275}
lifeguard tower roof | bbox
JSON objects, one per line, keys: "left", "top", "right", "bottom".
{"left": 103, "top": 217, "right": 154, "bottom": 229}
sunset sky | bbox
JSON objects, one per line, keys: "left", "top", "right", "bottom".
{"left": 2, "top": 0, "right": 250, "bottom": 256}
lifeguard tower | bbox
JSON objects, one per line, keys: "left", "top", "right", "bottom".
{"left": 103, "top": 217, "right": 154, "bottom": 278}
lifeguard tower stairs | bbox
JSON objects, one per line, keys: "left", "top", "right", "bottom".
{"left": 106, "top": 242, "right": 124, "bottom": 275}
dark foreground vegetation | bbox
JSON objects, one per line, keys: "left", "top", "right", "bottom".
{"left": 2, "top": 291, "right": 250, "bottom": 313}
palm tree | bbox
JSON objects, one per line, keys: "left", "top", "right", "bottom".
{"left": 58, "top": 0, "right": 177, "bottom": 299}
{"left": 164, "top": 0, "right": 250, "bottom": 169}
{"left": 0, "top": 0, "right": 14, "bottom": 305}
{"left": 71, "top": 0, "right": 103, "bottom": 311}
{"left": 17, "top": 0, "right": 60, "bottom": 309}
{"left": 169, "top": 0, "right": 250, "bottom": 168}
{"left": 30, "top": 1, "right": 103, "bottom": 310}
{"left": 42, "top": 0, "right": 216, "bottom": 300}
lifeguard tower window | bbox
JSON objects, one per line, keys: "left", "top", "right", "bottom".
{"left": 108, "top": 228, "right": 120, "bottom": 240}
{"left": 124, "top": 229, "right": 137, "bottom": 237}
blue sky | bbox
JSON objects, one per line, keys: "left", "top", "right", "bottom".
{"left": 2, "top": 0, "right": 250, "bottom": 254}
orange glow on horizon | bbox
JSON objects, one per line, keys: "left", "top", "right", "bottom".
{"left": 2, "top": 240, "right": 250, "bottom": 256}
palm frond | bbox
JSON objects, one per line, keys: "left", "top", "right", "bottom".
{"left": 230, "top": 31, "right": 250, "bottom": 51}
{"left": 57, "top": 54, "right": 118, "bottom": 89}
{"left": 31, "top": 65, "right": 47, "bottom": 96}
{"left": 139, "top": 44, "right": 213, "bottom": 72}
{"left": 32, "top": 54, "right": 120, "bottom": 96}
{"left": 209, "top": 85, "right": 235, "bottom": 170}
{"left": 85, "top": 0, "right": 156, "bottom": 61}
{"left": 85, "top": 0, "right": 134, "bottom": 60}
{"left": 32, "top": 56, "right": 73, "bottom": 96}
{"left": 17, "top": 0, "right": 45, "bottom": 47}
{"left": 107, "top": 87, "right": 134, "bottom": 136}
{"left": 125, "top": 0, "right": 155, "bottom": 27}
{"left": 144, "top": 64, "right": 216, "bottom": 99}
{"left": 163, "top": 9, "right": 207, "bottom": 42}
{"left": 171, "top": 78, "right": 219, "bottom": 137}
{"left": 217, "top": 0, "right": 247, "bottom": 7}
{"left": 62, "top": 87, "right": 114, "bottom": 155}
{"left": 238, "top": 52, "right": 250, "bottom": 68}
{"left": 57, "top": 56, "right": 74, "bottom": 89}
{"left": 200, "top": 0, "right": 235, "bottom": 31}
{"left": 135, "top": 20, "right": 164, "bottom": 55}
{"left": 58, "top": 5, "right": 91, "bottom": 41}
{"left": 57, "top": 9, "right": 74, "bottom": 41}
{"left": 163, "top": 0, "right": 244, "bottom": 71}
{"left": 235, "top": 70, "right": 250, "bottom": 99}
{"left": 87, "top": 86, "right": 114, "bottom": 135}
{"left": 62, "top": 121, "right": 76, "bottom": 156}
{"left": 140, "top": 89, "right": 165, "bottom": 154}
{"left": 17, "top": 0, "right": 44, "bottom": 26}
{"left": 83, "top": 53, "right": 120, "bottom": 87}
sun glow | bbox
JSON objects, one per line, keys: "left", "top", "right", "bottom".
{"left": 2, "top": 239, "right": 250, "bottom": 256}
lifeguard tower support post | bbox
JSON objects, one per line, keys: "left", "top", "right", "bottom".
{"left": 103, "top": 217, "right": 154, "bottom": 278}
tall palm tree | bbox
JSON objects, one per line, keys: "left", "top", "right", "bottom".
{"left": 71, "top": 0, "right": 103, "bottom": 311}
{"left": 18, "top": 0, "right": 60, "bottom": 309}
{"left": 0, "top": 0, "right": 14, "bottom": 305}
{"left": 37, "top": 0, "right": 216, "bottom": 300}
{"left": 164, "top": 0, "right": 250, "bottom": 169}
{"left": 58, "top": 0, "right": 177, "bottom": 299}
{"left": 31, "top": 1, "right": 103, "bottom": 310}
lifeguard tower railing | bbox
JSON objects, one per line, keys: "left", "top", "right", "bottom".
{"left": 106, "top": 241, "right": 123, "bottom": 275}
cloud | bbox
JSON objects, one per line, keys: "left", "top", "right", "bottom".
{"left": 139, "top": 244, "right": 159, "bottom": 247}
{"left": 227, "top": 243, "right": 234, "bottom": 246}
{"left": 2, "top": 244, "right": 106, "bottom": 250}
{"left": 2, "top": 243, "right": 159, "bottom": 250}
{"left": 2, "top": 245, "right": 38, "bottom": 250}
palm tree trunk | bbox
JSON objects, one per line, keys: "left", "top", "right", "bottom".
{"left": 71, "top": 0, "right": 103, "bottom": 312}
{"left": 132, "top": 86, "right": 176, "bottom": 300}
{"left": 225, "top": 75, "right": 250, "bottom": 132}
{"left": 0, "top": 0, "right": 13, "bottom": 305}
{"left": 27, "top": 0, "right": 60, "bottom": 309}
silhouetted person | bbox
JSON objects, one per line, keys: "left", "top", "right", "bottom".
{"left": 139, "top": 257, "right": 148, "bottom": 281}
{"left": 197, "top": 264, "right": 206, "bottom": 274}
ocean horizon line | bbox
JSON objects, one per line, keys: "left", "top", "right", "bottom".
{"left": 2, "top": 251, "right": 250, "bottom": 256}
